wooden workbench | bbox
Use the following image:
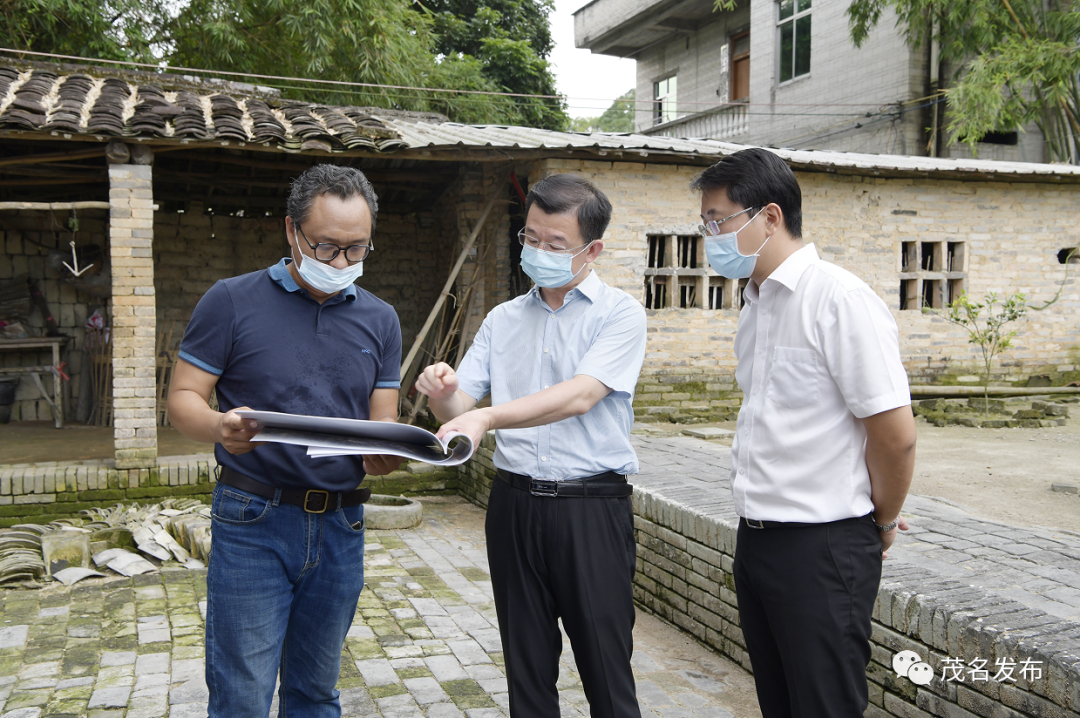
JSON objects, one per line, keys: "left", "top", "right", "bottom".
{"left": 0, "top": 337, "right": 70, "bottom": 428}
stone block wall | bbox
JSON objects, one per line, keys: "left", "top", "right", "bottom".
{"left": 525, "top": 159, "right": 1080, "bottom": 397}
{"left": 0, "top": 209, "right": 109, "bottom": 423}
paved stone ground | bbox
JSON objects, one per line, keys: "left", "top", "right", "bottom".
{"left": 0, "top": 496, "right": 761, "bottom": 718}
{"left": 631, "top": 435, "right": 1080, "bottom": 623}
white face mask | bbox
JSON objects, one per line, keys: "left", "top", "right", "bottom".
{"left": 292, "top": 231, "right": 364, "bottom": 293}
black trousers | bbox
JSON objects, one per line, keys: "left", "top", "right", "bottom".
{"left": 486, "top": 479, "right": 641, "bottom": 718}
{"left": 733, "top": 514, "right": 883, "bottom": 718}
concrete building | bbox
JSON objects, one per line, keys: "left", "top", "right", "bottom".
{"left": 573, "top": 0, "right": 1046, "bottom": 162}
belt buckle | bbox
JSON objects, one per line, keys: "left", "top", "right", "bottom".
{"left": 529, "top": 479, "right": 559, "bottom": 497}
{"left": 745, "top": 518, "right": 765, "bottom": 530}
{"left": 304, "top": 489, "right": 330, "bottom": 513}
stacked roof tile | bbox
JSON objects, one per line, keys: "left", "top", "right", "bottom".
{"left": 0, "top": 66, "right": 407, "bottom": 152}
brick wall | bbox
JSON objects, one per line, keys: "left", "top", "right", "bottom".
{"left": 154, "top": 203, "right": 456, "bottom": 356}
{"left": 109, "top": 164, "right": 157, "bottom": 469}
{"left": 456, "top": 459, "right": 1080, "bottom": 718}
{"left": 0, "top": 454, "right": 216, "bottom": 527}
{"left": 525, "top": 159, "right": 1080, "bottom": 400}
{"left": 0, "top": 210, "right": 109, "bottom": 423}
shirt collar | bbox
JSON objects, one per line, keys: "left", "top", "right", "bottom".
{"left": 269, "top": 258, "right": 358, "bottom": 301}
{"left": 527, "top": 268, "right": 602, "bottom": 306}
{"left": 766, "top": 243, "right": 818, "bottom": 292}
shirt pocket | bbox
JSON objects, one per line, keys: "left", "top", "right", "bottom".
{"left": 766, "top": 347, "right": 821, "bottom": 409}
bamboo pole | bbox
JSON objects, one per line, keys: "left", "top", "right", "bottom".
{"left": 0, "top": 148, "right": 106, "bottom": 168}
{"left": 0, "top": 201, "right": 112, "bottom": 210}
{"left": 399, "top": 172, "right": 509, "bottom": 381}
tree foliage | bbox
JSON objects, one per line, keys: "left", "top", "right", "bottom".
{"left": 419, "top": 0, "right": 566, "bottom": 129}
{"left": 0, "top": 0, "right": 565, "bottom": 128}
{"left": 936, "top": 291, "right": 1027, "bottom": 408}
{"left": 0, "top": 0, "right": 166, "bottom": 62}
{"left": 847, "top": 0, "right": 1080, "bottom": 164}
{"left": 571, "top": 90, "right": 636, "bottom": 133}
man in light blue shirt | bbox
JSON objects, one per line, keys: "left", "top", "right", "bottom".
{"left": 416, "top": 174, "right": 647, "bottom": 718}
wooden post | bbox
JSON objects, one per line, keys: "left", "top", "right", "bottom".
{"left": 399, "top": 173, "right": 509, "bottom": 382}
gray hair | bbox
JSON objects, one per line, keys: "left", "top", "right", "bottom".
{"left": 287, "top": 164, "right": 379, "bottom": 233}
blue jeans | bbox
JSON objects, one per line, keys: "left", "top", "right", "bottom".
{"left": 205, "top": 483, "right": 366, "bottom": 718}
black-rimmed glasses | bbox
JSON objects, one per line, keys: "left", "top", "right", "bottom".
{"left": 296, "top": 223, "right": 372, "bottom": 263}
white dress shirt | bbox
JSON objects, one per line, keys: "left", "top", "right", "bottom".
{"left": 456, "top": 271, "right": 648, "bottom": 480}
{"left": 731, "top": 244, "right": 910, "bottom": 523}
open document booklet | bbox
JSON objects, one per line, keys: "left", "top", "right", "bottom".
{"left": 235, "top": 410, "right": 475, "bottom": 466}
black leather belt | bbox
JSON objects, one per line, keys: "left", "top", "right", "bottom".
{"left": 218, "top": 466, "right": 370, "bottom": 514}
{"left": 742, "top": 515, "right": 868, "bottom": 530}
{"left": 742, "top": 517, "right": 821, "bottom": 530}
{"left": 496, "top": 468, "right": 632, "bottom": 498}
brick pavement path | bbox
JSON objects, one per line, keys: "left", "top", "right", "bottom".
{"left": 0, "top": 495, "right": 760, "bottom": 718}
{"left": 631, "top": 435, "right": 1080, "bottom": 623}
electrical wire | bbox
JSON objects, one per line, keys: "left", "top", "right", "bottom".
{"left": 0, "top": 47, "right": 956, "bottom": 112}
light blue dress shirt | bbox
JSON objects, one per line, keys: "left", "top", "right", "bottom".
{"left": 456, "top": 270, "right": 648, "bottom": 480}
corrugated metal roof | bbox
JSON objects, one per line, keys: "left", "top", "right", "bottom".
{"left": 382, "top": 118, "right": 1080, "bottom": 181}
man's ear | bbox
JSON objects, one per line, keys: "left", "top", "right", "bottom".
{"left": 764, "top": 204, "right": 785, "bottom": 238}
{"left": 585, "top": 240, "right": 604, "bottom": 262}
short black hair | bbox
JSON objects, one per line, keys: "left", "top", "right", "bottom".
{"left": 287, "top": 164, "right": 379, "bottom": 234}
{"left": 525, "top": 174, "right": 612, "bottom": 243}
{"left": 690, "top": 148, "right": 802, "bottom": 238}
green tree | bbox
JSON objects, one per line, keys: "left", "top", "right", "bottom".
{"left": 0, "top": 0, "right": 167, "bottom": 62}
{"left": 571, "top": 89, "right": 636, "bottom": 133}
{"left": 0, "top": 0, "right": 559, "bottom": 127}
{"left": 846, "top": 0, "right": 1080, "bottom": 164}
{"left": 419, "top": 0, "right": 567, "bottom": 130}
{"left": 936, "top": 291, "right": 1027, "bottom": 410}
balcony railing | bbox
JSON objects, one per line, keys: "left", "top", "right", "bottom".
{"left": 642, "top": 102, "right": 749, "bottom": 141}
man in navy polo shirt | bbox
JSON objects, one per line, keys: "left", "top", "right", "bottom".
{"left": 168, "top": 164, "right": 403, "bottom": 718}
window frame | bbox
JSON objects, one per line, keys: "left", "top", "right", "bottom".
{"left": 653, "top": 75, "right": 678, "bottom": 126}
{"left": 776, "top": 0, "right": 812, "bottom": 85}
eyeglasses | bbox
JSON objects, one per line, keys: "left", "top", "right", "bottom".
{"left": 698, "top": 207, "right": 758, "bottom": 237}
{"left": 518, "top": 230, "right": 591, "bottom": 255}
{"left": 296, "top": 223, "right": 372, "bottom": 263}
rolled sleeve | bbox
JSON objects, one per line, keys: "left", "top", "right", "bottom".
{"left": 822, "top": 287, "right": 910, "bottom": 418}
{"left": 573, "top": 298, "right": 647, "bottom": 399}
{"left": 178, "top": 281, "right": 235, "bottom": 376}
{"left": 455, "top": 314, "right": 493, "bottom": 402}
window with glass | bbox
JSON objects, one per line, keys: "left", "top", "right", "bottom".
{"left": 777, "top": 0, "right": 811, "bottom": 84}
{"left": 654, "top": 76, "right": 678, "bottom": 125}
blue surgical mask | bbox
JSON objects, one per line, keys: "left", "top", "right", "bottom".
{"left": 293, "top": 232, "right": 364, "bottom": 293}
{"left": 703, "top": 208, "right": 769, "bottom": 279}
{"left": 520, "top": 242, "right": 593, "bottom": 289}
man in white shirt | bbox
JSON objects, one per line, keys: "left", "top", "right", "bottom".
{"left": 692, "top": 148, "right": 916, "bottom": 718}
{"left": 416, "top": 174, "right": 647, "bottom": 718}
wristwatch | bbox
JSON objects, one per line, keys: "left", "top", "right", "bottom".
{"left": 875, "top": 517, "right": 900, "bottom": 533}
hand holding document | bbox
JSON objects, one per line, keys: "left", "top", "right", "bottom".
{"left": 235, "top": 410, "right": 475, "bottom": 466}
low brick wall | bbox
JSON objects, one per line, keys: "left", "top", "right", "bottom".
{"left": 634, "top": 368, "right": 742, "bottom": 423}
{"left": 0, "top": 455, "right": 459, "bottom": 526}
{"left": 0, "top": 455, "right": 217, "bottom": 526}
{"left": 455, "top": 442, "right": 1080, "bottom": 718}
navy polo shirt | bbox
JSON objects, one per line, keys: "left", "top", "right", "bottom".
{"left": 178, "top": 259, "right": 402, "bottom": 492}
